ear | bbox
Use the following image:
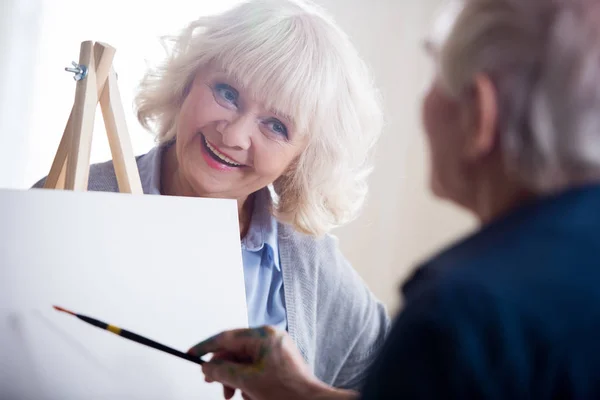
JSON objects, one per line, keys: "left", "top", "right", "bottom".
{"left": 462, "top": 73, "right": 498, "bottom": 160}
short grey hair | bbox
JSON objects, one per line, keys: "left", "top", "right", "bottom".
{"left": 436, "top": 0, "right": 600, "bottom": 192}
{"left": 135, "top": 0, "right": 383, "bottom": 237}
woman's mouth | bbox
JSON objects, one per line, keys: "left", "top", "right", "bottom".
{"left": 200, "top": 134, "right": 244, "bottom": 168}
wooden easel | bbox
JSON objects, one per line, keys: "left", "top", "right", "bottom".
{"left": 43, "top": 41, "right": 143, "bottom": 194}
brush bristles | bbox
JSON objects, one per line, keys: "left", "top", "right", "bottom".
{"left": 52, "top": 305, "right": 76, "bottom": 316}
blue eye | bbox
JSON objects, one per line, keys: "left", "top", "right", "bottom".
{"left": 268, "top": 119, "right": 288, "bottom": 137}
{"left": 214, "top": 83, "right": 238, "bottom": 105}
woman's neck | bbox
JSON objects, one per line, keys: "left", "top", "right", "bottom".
{"left": 238, "top": 194, "right": 254, "bottom": 239}
{"left": 160, "top": 144, "right": 253, "bottom": 238}
{"left": 160, "top": 143, "right": 195, "bottom": 197}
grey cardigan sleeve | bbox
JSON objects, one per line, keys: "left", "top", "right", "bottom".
{"left": 31, "top": 176, "right": 46, "bottom": 188}
{"left": 331, "top": 259, "right": 391, "bottom": 390}
{"left": 310, "top": 234, "right": 392, "bottom": 391}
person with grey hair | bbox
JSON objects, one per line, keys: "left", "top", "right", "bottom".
{"left": 33, "top": 0, "right": 390, "bottom": 395}
{"left": 186, "top": 0, "right": 600, "bottom": 398}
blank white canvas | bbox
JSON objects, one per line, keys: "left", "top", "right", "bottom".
{"left": 0, "top": 188, "right": 248, "bottom": 399}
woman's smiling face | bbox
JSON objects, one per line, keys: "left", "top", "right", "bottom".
{"left": 173, "top": 66, "right": 308, "bottom": 200}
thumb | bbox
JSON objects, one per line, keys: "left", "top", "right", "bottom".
{"left": 188, "top": 327, "right": 275, "bottom": 359}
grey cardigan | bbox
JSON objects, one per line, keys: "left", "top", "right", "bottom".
{"left": 33, "top": 150, "right": 391, "bottom": 390}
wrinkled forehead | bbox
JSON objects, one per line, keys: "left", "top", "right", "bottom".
{"left": 424, "top": 0, "right": 464, "bottom": 53}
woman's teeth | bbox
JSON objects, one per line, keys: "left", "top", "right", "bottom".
{"left": 204, "top": 137, "right": 242, "bottom": 166}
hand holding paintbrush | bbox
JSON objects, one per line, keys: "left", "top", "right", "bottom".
{"left": 53, "top": 305, "right": 206, "bottom": 365}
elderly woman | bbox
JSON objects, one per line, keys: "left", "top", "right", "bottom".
{"left": 33, "top": 0, "right": 390, "bottom": 393}
{"left": 188, "top": 0, "right": 600, "bottom": 398}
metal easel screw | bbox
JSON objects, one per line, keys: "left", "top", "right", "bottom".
{"left": 65, "top": 61, "right": 88, "bottom": 81}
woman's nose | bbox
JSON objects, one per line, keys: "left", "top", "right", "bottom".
{"left": 219, "top": 115, "right": 254, "bottom": 150}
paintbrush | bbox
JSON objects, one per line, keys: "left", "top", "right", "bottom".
{"left": 53, "top": 305, "right": 205, "bottom": 365}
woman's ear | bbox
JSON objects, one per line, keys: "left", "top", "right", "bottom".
{"left": 463, "top": 73, "right": 499, "bottom": 161}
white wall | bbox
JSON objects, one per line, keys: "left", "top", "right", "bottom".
{"left": 315, "top": 0, "right": 476, "bottom": 313}
{"left": 0, "top": 0, "right": 43, "bottom": 189}
{"left": 0, "top": 0, "right": 476, "bottom": 313}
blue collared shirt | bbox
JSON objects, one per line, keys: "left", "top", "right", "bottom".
{"left": 240, "top": 189, "right": 287, "bottom": 331}
{"left": 138, "top": 145, "right": 287, "bottom": 331}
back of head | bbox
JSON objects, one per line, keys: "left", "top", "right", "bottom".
{"left": 436, "top": 0, "right": 600, "bottom": 192}
{"left": 135, "top": 0, "right": 383, "bottom": 236}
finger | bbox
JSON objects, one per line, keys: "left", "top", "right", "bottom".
{"left": 187, "top": 333, "right": 220, "bottom": 357}
{"left": 212, "top": 351, "right": 234, "bottom": 361}
{"left": 201, "top": 358, "right": 261, "bottom": 389}
{"left": 204, "top": 351, "right": 235, "bottom": 383}
{"left": 213, "top": 350, "right": 254, "bottom": 365}
{"left": 201, "top": 359, "right": 240, "bottom": 389}
{"left": 188, "top": 326, "right": 276, "bottom": 358}
{"left": 223, "top": 385, "right": 236, "bottom": 399}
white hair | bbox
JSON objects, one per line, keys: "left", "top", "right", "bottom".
{"left": 135, "top": 0, "right": 383, "bottom": 236}
{"left": 435, "top": 0, "right": 600, "bottom": 192}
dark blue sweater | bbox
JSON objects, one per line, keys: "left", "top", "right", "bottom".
{"left": 361, "top": 184, "right": 600, "bottom": 399}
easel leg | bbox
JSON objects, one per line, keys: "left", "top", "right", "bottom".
{"left": 65, "top": 41, "right": 98, "bottom": 191}
{"left": 100, "top": 69, "right": 143, "bottom": 194}
{"left": 43, "top": 119, "right": 71, "bottom": 189}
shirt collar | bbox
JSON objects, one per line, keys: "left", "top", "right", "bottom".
{"left": 241, "top": 187, "right": 281, "bottom": 271}
{"left": 139, "top": 144, "right": 280, "bottom": 271}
